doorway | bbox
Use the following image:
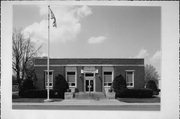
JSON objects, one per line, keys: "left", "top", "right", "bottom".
{"left": 84, "top": 73, "right": 95, "bottom": 92}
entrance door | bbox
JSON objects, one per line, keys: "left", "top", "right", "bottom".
{"left": 85, "top": 73, "right": 94, "bottom": 92}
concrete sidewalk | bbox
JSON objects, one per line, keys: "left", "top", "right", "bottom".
{"left": 13, "top": 98, "right": 160, "bottom": 106}
{"left": 12, "top": 99, "right": 160, "bottom": 110}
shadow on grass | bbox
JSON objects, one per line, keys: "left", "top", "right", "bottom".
{"left": 12, "top": 93, "right": 63, "bottom": 103}
{"left": 13, "top": 98, "right": 64, "bottom": 103}
{"left": 117, "top": 96, "right": 160, "bottom": 103}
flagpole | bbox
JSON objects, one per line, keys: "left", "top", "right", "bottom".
{"left": 45, "top": 5, "right": 51, "bottom": 102}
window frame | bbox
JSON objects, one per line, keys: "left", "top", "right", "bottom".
{"left": 125, "top": 70, "right": 135, "bottom": 88}
{"left": 66, "top": 67, "right": 77, "bottom": 88}
{"left": 103, "top": 70, "right": 114, "bottom": 88}
{"left": 44, "top": 70, "right": 54, "bottom": 89}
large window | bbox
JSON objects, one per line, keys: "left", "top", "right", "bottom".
{"left": 67, "top": 71, "right": 76, "bottom": 87}
{"left": 66, "top": 67, "right": 77, "bottom": 87}
{"left": 103, "top": 71, "right": 113, "bottom": 87}
{"left": 126, "top": 71, "right": 134, "bottom": 88}
{"left": 45, "top": 71, "right": 53, "bottom": 89}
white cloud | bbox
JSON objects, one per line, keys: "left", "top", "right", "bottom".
{"left": 134, "top": 49, "right": 161, "bottom": 76}
{"left": 39, "top": 52, "right": 47, "bottom": 57}
{"left": 150, "top": 50, "right": 161, "bottom": 63}
{"left": 88, "top": 36, "right": 107, "bottom": 44}
{"left": 76, "top": 5, "right": 92, "bottom": 18}
{"left": 134, "top": 49, "right": 149, "bottom": 58}
{"left": 23, "top": 5, "right": 92, "bottom": 45}
{"left": 149, "top": 50, "right": 161, "bottom": 77}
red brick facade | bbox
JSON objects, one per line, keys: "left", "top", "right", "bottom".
{"left": 34, "top": 58, "right": 145, "bottom": 92}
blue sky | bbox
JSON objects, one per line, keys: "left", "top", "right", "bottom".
{"left": 13, "top": 5, "right": 161, "bottom": 75}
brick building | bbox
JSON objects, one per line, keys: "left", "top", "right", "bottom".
{"left": 34, "top": 58, "right": 145, "bottom": 93}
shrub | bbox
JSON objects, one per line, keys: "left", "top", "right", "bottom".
{"left": 146, "top": 80, "right": 160, "bottom": 95}
{"left": 112, "top": 75, "right": 127, "bottom": 93}
{"left": 54, "top": 74, "right": 69, "bottom": 92}
{"left": 21, "top": 79, "right": 35, "bottom": 91}
{"left": 19, "top": 79, "right": 36, "bottom": 96}
{"left": 115, "top": 88, "right": 153, "bottom": 98}
{"left": 20, "top": 89, "right": 64, "bottom": 99}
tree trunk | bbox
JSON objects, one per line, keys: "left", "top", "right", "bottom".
{"left": 16, "top": 62, "right": 22, "bottom": 96}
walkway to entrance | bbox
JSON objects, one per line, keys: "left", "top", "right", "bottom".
{"left": 75, "top": 92, "right": 106, "bottom": 100}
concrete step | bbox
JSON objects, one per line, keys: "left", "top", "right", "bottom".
{"left": 75, "top": 92, "right": 106, "bottom": 100}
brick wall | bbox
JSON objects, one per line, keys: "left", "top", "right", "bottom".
{"left": 114, "top": 66, "right": 145, "bottom": 89}
{"left": 34, "top": 66, "right": 65, "bottom": 89}
{"left": 77, "top": 66, "right": 84, "bottom": 92}
{"left": 35, "top": 65, "right": 145, "bottom": 90}
{"left": 95, "top": 66, "right": 102, "bottom": 92}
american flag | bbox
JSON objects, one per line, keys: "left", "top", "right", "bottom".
{"left": 49, "top": 7, "right": 57, "bottom": 27}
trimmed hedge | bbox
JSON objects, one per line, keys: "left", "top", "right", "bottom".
{"left": 115, "top": 88, "right": 153, "bottom": 98}
{"left": 20, "top": 89, "right": 65, "bottom": 99}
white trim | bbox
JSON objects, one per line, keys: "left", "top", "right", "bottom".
{"left": 44, "top": 70, "right": 54, "bottom": 89}
{"left": 34, "top": 64, "right": 144, "bottom": 67}
{"left": 125, "top": 70, "right": 135, "bottom": 88}
{"left": 125, "top": 70, "right": 135, "bottom": 71}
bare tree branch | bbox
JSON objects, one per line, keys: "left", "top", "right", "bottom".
{"left": 12, "top": 28, "right": 42, "bottom": 92}
{"left": 145, "top": 64, "right": 159, "bottom": 83}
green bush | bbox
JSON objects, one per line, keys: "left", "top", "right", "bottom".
{"left": 20, "top": 74, "right": 68, "bottom": 99}
{"left": 146, "top": 80, "right": 160, "bottom": 95}
{"left": 115, "top": 88, "right": 153, "bottom": 98}
{"left": 54, "top": 74, "right": 69, "bottom": 92}
{"left": 19, "top": 79, "right": 36, "bottom": 96}
{"left": 20, "top": 89, "right": 64, "bottom": 99}
{"left": 112, "top": 75, "right": 127, "bottom": 93}
{"left": 21, "top": 79, "right": 35, "bottom": 91}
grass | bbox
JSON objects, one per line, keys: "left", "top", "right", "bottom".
{"left": 117, "top": 96, "right": 160, "bottom": 103}
{"left": 12, "top": 92, "right": 63, "bottom": 103}
{"left": 12, "top": 91, "right": 160, "bottom": 103}
{"left": 13, "top": 98, "right": 63, "bottom": 103}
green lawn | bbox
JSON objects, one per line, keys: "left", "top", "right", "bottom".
{"left": 12, "top": 91, "right": 160, "bottom": 103}
{"left": 12, "top": 92, "right": 63, "bottom": 103}
{"left": 13, "top": 98, "right": 63, "bottom": 103}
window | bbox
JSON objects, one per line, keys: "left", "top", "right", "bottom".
{"left": 66, "top": 66, "right": 77, "bottom": 87}
{"left": 67, "top": 71, "right": 76, "bottom": 87}
{"left": 104, "top": 71, "right": 113, "bottom": 87}
{"left": 45, "top": 71, "right": 53, "bottom": 89}
{"left": 85, "top": 73, "right": 94, "bottom": 77}
{"left": 126, "top": 71, "right": 134, "bottom": 88}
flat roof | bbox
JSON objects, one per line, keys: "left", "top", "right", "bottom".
{"left": 34, "top": 58, "right": 144, "bottom": 65}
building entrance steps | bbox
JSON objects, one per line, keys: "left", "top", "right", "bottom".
{"left": 75, "top": 92, "right": 106, "bottom": 100}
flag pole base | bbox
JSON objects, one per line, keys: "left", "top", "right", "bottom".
{"left": 44, "top": 99, "right": 53, "bottom": 102}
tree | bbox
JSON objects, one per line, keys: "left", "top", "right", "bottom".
{"left": 146, "top": 80, "right": 160, "bottom": 95}
{"left": 54, "top": 74, "right": 69, "bottom": 92}
{"left": 112, "top": 75, "right": 127, "bottom": 93}
{"left": 12, "top": 29, "right": 41, "bottom": 93}
{"left": 145, "top": 64, "right": 159, "bottom": 84}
